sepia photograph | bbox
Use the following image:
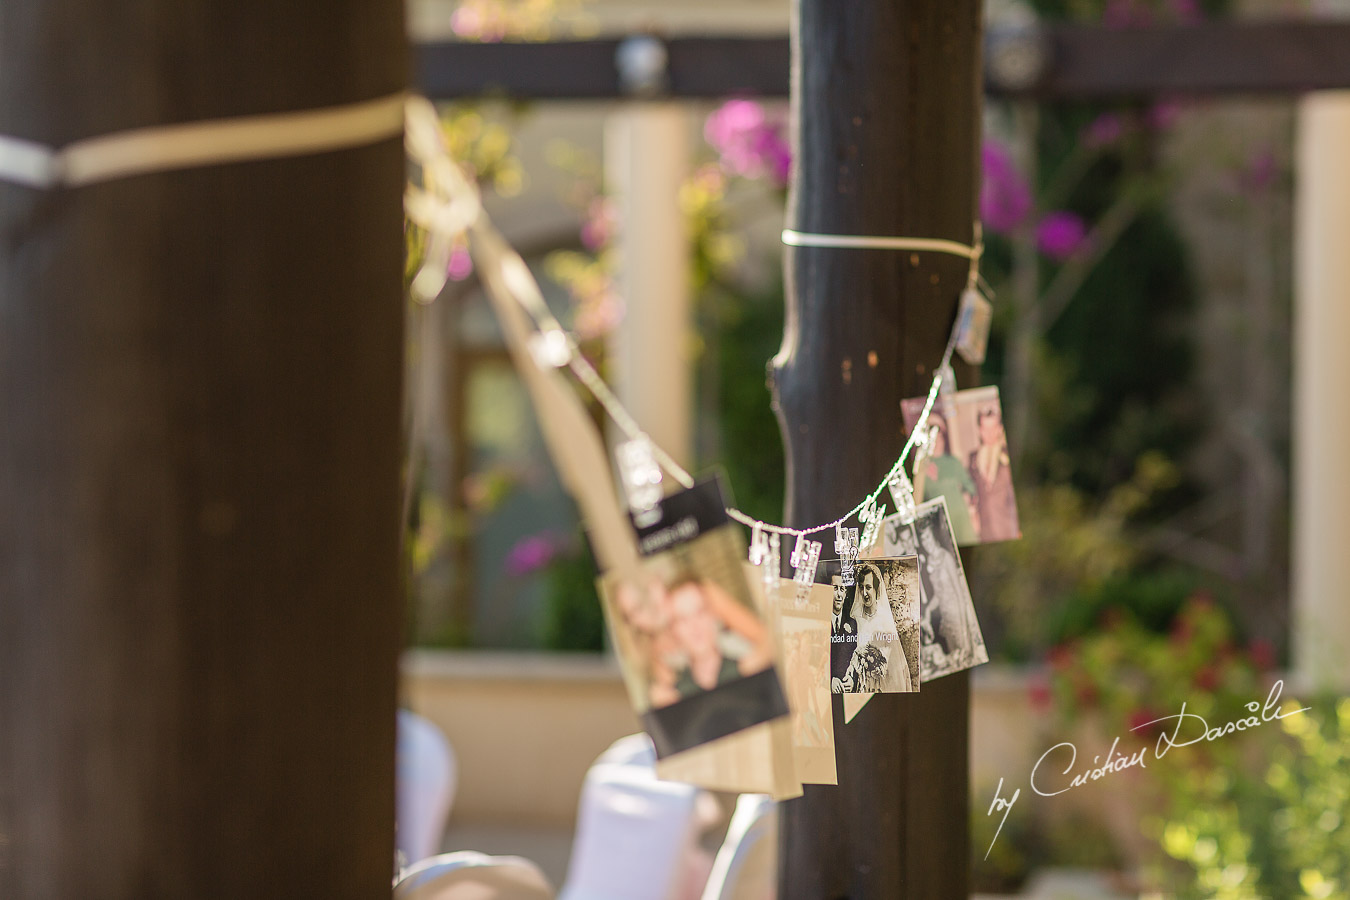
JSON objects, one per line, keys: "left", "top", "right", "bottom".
{"left": 823, "top": 558, "right": 921, "bottom": 694}
{"left": 778, "top": 598, "right": 836, "bottom": 784}
{"left": 901, "top": 384, "right": 1021, "bottom": 546}
{"left": 885, "top": 497, "right": 989, "bottom": 682}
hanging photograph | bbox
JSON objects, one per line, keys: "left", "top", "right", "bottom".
{"left": 600, "top": 477, "right": 790, "bottom": 758}
{"left": 884, "top": 497, "right": 989, "bottom": 681}
{"left": 777, "top": 580, "right": 837, "bottom": 784}
{"left": 821, "top": 558, "right": 921, "bottom": 694}
{"left": 900, "top": 384, "right": 1021, "bottom": 546}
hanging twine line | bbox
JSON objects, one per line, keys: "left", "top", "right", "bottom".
{"left": 782, "top": 225, "right": 984, "bottom": 292}
{"left": 405, "top": 98, "right": 982, "bottom": 542}
{"left": 0, "top": 93, "right": 408, "bottom": 189}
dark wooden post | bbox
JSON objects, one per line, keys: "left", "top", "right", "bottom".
{"left": 774, "top": 1, "right": 982, "bottom": 897}
{"left": 0, "top": 4, "right": 407, "bottom": 897}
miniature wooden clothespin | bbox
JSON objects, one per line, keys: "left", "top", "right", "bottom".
{"left": 835, "top": 524, "right": 860, "bottom": 586}
{"left": 616, "top": 437, "right": 663, "bottom": 528}
{"left": 790, "top": 535, "right": 822, "bottom": 605}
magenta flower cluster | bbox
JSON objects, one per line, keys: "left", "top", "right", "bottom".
{"left": 981, "top": 138, "right": 1088, "bottom": 261}
{"left": 980, "top": 141, "right": 1033, "bottom": 233}
{"left": 503, "top": 531, "right": 569, "bottom": 577}
{"left": 704, "top": 100, "right": 791, "bottom": 188}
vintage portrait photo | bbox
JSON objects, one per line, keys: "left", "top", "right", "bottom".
{"left": 900, "top": 384, "right": 1021, "bottom": 546}
{"left": 823, "top": 558, "right": 921, "bottom": 694}
{"left": 779, "top": 598, "right": 836, "bottom": 783}
{"left": 884, "top": 497, "right": 989, "bottom": 681}
{"left": 601, "top": 478, "right": 789, "bottom": 757}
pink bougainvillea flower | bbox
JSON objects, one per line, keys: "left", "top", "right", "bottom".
{"left": 1036, "top": 211, "right": 1087, "bottom": 261}
{"left": 704, "top": 99, "right": 791, "bottom": 187}
{"left": 575, "top": 291, "right": 624, "bottom": 341}
{"left": 1147, "top": 98, "right": 1184, "bottom": 132}
{"left": 980, "top": 140, "right": 1032, "bottom": 233}
{"left": 1083, "top": 112, "right": 1124, "bottom": 149}
{"left": 446, "top": 244, "right": 474, "bottom": 281}
{"left": 1244, "top": 148, "right": 1278, "bottom": 193}
{"left": 1166, "top": 0, "right": 1203, "bottom": 23}
{"left": 580, "top": 197, "right": 616, "bottom": 251}
{"left": 504, "top": 533, "right": 561, "bottom": 577}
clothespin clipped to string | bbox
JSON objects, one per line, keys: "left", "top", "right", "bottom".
{"left": 954, "top": 222, "right": 993, "bottom": 366}
{"left": 858, "top": 496, "right": 887, "bottom": 554}
{"left": 749, "top": 524, "right": 782, "bottom": 605}
{"left": 888, "top": 470, "right": 918, "bottom": 525}
{"left": 790, "top": 535, "right": 822, "bottom": 605}
{"left": 835, "top": 524, "right": 860, "bottom": 586}
{"left": 616, "top": 437, "right": 663, "bottom": 528}
{"left": 937, "top": 360, "right": 958, "bottom": 399}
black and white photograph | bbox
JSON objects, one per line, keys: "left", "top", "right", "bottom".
{"left": 884, "top": 497, "right": 989, "bottom": 681}
{"left": 900, "top": 384, "right": 1021, "bottom": 546}
{"left": 600, "top": 477, "right": 790, "bottom": 757}
{"left": 824, "top": 558, "right": 921, "bottom": 694}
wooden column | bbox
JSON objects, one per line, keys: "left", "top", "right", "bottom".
{"left": 774, "top": 1, "right": 982, "bottom": 897}
{"left": 1292, "top": 90, "right": 1350, "bottom": 691}
{"left": 0, "top": 3, "right": 407, "bottom": 897}
{"left": 605, "top": 104, "right": 694, "bottom": 469}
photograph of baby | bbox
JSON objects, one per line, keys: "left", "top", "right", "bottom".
{"left": 900, "top": 384, "right": 1021, "bottom": 546}
{"left": 601, "top": 478, "right": 790, "bottom": 757}
{"left": 882, "top": 497, "right": 989, "bottom": 682}
{"left": 823, "top": 558, "right": 921, "bottom": 694}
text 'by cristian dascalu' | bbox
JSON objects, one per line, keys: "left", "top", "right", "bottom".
{"left": 983, "top": 679, "right": 1311, "bottom": 859}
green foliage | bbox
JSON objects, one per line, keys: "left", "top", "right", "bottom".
{"left": 970, "top": 450, "right": 1191, "bottom": 659}
{"left": 537, "top": 535, "right": 605, "bottom": 651}
{"left": 1046, "top": 596, "right": 1345, "bottom": 897}
{"left": 972, "top": 800, "right": 1125, "bottom": 894}
{"left": 702, "top": 278, "right": 786, "bottom": 526}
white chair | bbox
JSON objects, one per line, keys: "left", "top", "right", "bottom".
{"left": 397, "top": 709, "right": 458, "bottom": 865}
{"left": 699, "top": 794, "right": 777, "bottom": 900}
{"left": 395, "top": 851, "right": 554, "bottom": 900}
{"left": 559, "top": 762, "right": 702, "bottom": 900}
{"left": 593, "top": 732, "right": 657, "bottom": 768}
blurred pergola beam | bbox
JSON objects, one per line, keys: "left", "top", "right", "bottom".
{"left": 416, "top": 22, "right": 1350, "bottom": 102}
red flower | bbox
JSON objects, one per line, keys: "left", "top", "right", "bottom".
{"left": 1188, "top": 589, "right": 1216, "bottom": 611}
{"left": 1193, "top": 665, "right": 1219, "bottom": 692}
{"left": 1128, "top": 708, "right": 1160, "bottom": 734}
{"left": 1099, "top": 607, "right": 1126, "bottom": 631}
{"left": 1075, "top": 682, "right": 1099, "bottom": 707}
{"left": 1248, "top": 639, "right": 1277, "bottom": 672}
{"left": 1028, "top": 674, "right": 1053, "bottom": 713}
{"left": 1046, "top": 644, "right": 1073, "bottom": 671}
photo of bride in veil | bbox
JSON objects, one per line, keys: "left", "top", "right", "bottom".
{"left": 828, "top": 559, "right": 920, "bottom": 694}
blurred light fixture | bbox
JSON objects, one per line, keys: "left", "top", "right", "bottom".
{"left": 615, "top": 36, "right": 669, "bottom": 97}
{"left": 985, "top": 0, "right": 1049, "bottom": 92}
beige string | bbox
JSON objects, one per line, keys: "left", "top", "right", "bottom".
{"left": 0, "top": 92, "right": 408, "bottom": 189}
{"left": 403, "top": 98, "right": 976, "bottom": 541}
